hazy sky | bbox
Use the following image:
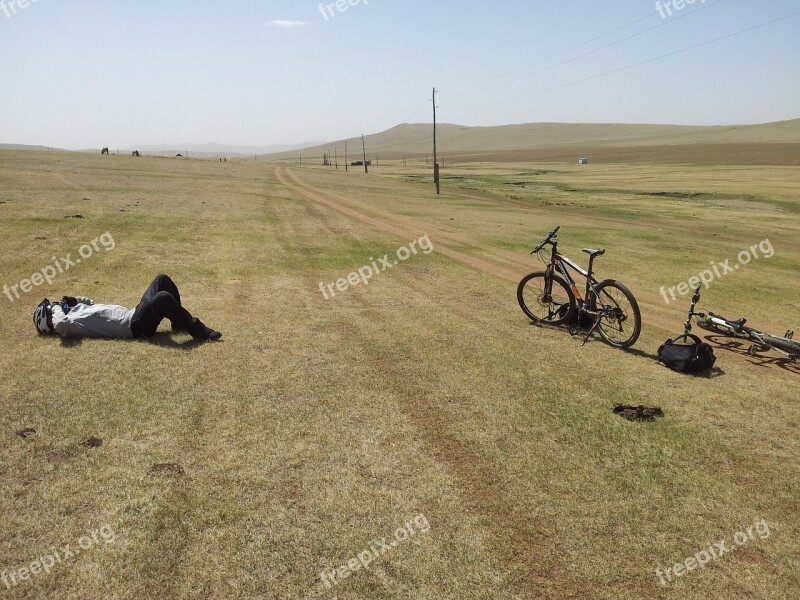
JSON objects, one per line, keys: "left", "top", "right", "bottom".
{"left": 1, "top": 0, "right": 798, "bottom": 149}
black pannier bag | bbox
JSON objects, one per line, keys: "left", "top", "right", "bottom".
{"left": 558, "top": 296, "right": 596, "bottom": 328}
{"left": 658, "top": 334, "right": 716, "bottom": 373}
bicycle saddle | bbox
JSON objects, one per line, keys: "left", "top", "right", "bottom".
{"left": 725, "top": 318, "right": 747, "bottom": 331}
{"left": 582, "top": 248, "right": 606, "bottom": 257}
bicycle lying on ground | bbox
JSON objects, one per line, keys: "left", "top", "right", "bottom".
{"left": 682, "top": 286, "right": 799, "bottom": 361}
{"left": 517, "top": 226, "right": 641, "bottom": 349}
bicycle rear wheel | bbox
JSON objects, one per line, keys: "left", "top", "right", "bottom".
{"left": 592, "top": 280, "right": 641, "bottom": 348}
{"left": 517, "top": 271, "right": 576, "bottom": 325}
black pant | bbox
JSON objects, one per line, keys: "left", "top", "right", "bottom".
{"left": 130, "top": 275, "right": 203, "bottom": 339}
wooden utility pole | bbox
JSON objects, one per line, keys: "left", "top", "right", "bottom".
{"left": 433, "top": 86, "right": 440, "bottom": 195}
{"left": 335, "top": 147, "right": 338, "bottom": 170}
{"left": 345, "top": 141, "right": 348, "bottom": 172}
{"left": 361, "top": 134, "right": 368, "bottom": 174}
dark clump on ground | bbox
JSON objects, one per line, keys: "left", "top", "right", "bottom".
{"left": 613, "top": 404, "right": 664, "bottom": 422}
{"left": 16, "top": 427, "right": 37, "bottom": 438}
{"left": 80, "top": 436, "right": 103, "bottom": 448}
{"left": 148, "top": 463, "right": 185, "bottom": 477}
{"left": 64, "top": 214, "right": 85, "bottom": 219}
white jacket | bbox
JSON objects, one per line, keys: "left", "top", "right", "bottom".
{"left": 51, "top": 297, "right": 134, "bottom": 339}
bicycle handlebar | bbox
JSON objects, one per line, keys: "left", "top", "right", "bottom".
{"left": 531, "top": 225, "right": 560, "bottom": 254}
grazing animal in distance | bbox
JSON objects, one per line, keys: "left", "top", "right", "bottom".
{"left": 101, "top": 147, "right": 109, "bottom": 155}
{"left": 132, "top": 150, "right": 140, "bottom": 157}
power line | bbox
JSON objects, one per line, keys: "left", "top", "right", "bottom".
{"left": 398, "top": 98, "right": 433, "bottom": 124}
{"left": 444, "top": 0, "right": 728, "bottom": 101}
{"left": 443, "top": 10, "right": 660, "bottom": 94}
{"left": 361, "top": 10, "right": 668, "bottom": 135}
{"left": 448, "top": 9, "right": 800, "bottom": 109}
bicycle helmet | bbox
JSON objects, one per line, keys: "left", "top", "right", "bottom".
{"left": 34, "top": 298, "right": 54, "bottom": 335}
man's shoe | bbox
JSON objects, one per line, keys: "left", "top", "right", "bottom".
{"left": 195, "top": 326, "right": 222, "bottom": 341}
{"left": 188, "top": 318, "right": 221, "bottom": 341}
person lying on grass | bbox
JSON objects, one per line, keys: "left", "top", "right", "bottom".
{"left": 33, "top": 274, "right": 222, "bottom": 342}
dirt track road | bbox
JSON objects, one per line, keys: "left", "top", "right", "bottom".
{"left": 275, "top": 166, "right": 527, "bottom": 283}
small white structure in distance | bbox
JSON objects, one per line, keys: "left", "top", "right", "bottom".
{"left": 578, "top": 157, "right": 589, "bottom": 165}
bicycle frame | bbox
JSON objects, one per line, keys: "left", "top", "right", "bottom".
{"left": 685, "top": 286, "right": 798, "bottom": 360}
{"left": 545, "top": 241, "right": 600, "bottom": 306}
{"left": 704, "top": 313, "right": 795, "bottom": 356}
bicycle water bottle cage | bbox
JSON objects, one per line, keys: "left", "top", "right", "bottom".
{"left": 582, "top": 248, "right": 606, "bottom": 257}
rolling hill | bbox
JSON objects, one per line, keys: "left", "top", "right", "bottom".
{"left": 267, "top": 119, "right": 800, "bottom": 165}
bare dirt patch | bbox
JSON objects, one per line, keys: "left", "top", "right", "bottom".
{"left": 80, "top": 436, "right": 103, "bottom": 448}
{"left": 45, "top": 448, "right": 71, "bottom": 464}
{"left": 147, "top": 463, "right": 185, "bottom": 477}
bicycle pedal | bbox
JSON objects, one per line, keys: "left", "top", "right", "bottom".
{"left": 785, "top": 330, "right": 794, "bottom": 340}
{"left": 569, "top": 324, "right": 580, "bottom": 336}
{"left": 747, "top": 345, "right": 758, "bottom": 357}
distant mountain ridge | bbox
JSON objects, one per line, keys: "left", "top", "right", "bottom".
{"left": 124, "top": 141, "right": 329, "bottom": 157}
{"left": 0, "top": 141, "right": 328, "bottom": 156}
{"left": 0, "top": 143, "right": 64, "bottom": 151}
{"left": 3, "top": 119, "right": 798, "bottom": 161}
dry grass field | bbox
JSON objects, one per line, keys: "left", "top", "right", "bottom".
{"left": 1, "top": 148, "right": 799, "bottom": 599}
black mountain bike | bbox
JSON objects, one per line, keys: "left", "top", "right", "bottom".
{"left": 683, "top": 286, "right": 800, "bottom": 361}
{"left": 517, "top": 226, "right": 642, "bottom": 349}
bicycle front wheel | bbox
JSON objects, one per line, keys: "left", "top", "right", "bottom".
{"left": 517, "top": 271, "right": 576, "bottom": 325}
{"left": 761, "top": 334, "right": 800, "bottom": 357}
{"left": 592, "top": 280, "right": 641, "bottom": 348}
